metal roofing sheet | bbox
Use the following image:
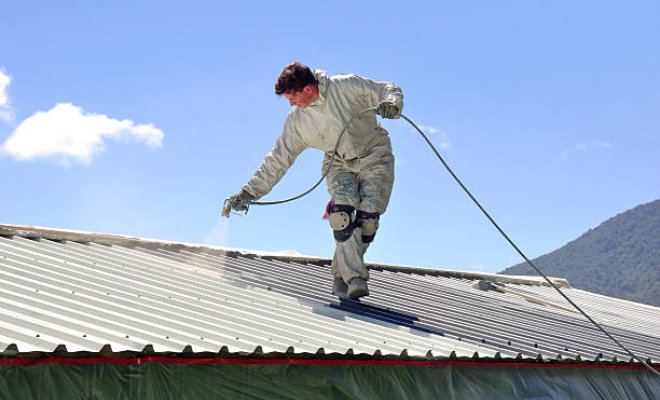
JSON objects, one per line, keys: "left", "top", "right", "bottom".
{"left": 0, "top": 227, "right": 658, "bottom": 365}
{"left": 0, "top": 235, "right": 485, "bottom": 357}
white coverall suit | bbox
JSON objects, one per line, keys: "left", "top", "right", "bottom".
{"left": 242, "top": 70, "right": 403, "bottom": 286}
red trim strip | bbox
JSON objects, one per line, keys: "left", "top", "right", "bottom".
{"left": 0, "top": 356, "right": 655, "bottom": 371}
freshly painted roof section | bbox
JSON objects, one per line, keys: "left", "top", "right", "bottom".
{"left": 0, "top": 224, "right": 658, "bottom": 366}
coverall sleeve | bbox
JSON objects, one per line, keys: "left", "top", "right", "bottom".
{"left": 241, "top": 117, "right": 307, "bottom": 200}
{"left": 350, "top": 75, "right": 404, "bottom": 114}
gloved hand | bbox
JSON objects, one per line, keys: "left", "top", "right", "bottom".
{"left": 377, "top": 101, "right": 400, "bottom": 119}
{"left": 228, "top": 190, "right": 254, "bottom": 213}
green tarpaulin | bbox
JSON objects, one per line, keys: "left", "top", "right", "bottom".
{"left": 1, "top": 358, "right": 658, "bottom": 399}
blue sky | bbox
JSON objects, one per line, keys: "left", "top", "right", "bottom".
{"left": 1, "top": 1, "right": 658, "bottom": 274}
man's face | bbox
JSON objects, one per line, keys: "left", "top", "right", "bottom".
{"left": 283, "top": 85, "right": 317, "bottom": 108}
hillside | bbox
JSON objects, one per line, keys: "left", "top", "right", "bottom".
{"left": 501, "top": 199, "right": 660, "bottom": 307}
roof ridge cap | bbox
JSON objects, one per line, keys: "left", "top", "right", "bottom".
{"left": 0, "top": 223, "right": 569, "bottom": 288}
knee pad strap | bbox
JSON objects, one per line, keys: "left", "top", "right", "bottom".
{"left": 328, "top": 204, "right": 355, "bottom": 242}
{"left": 356, "top": 211, "right": 380, "bottom": 243}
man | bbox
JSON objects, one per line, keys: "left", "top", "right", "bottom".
{"left": 227, "top": 61, "right": 403, "bottom": 300}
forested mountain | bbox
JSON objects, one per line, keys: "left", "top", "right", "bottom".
{"left": 501, "top": 199, "right": 660, "bottom": 307}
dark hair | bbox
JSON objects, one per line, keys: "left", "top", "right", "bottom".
{"left": 275, "top": 62, "right": 318, "bottom": 95}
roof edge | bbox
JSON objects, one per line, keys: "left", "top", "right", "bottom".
{"left": 1, "top": 347, "right": 655, "bottom": 369}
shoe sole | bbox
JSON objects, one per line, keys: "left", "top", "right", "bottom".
{"left": 348, "top": 287, "right": 369, "bottom": 300}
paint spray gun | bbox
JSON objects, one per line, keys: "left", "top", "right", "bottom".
{"left": 221, "top": 193, "right": 251, "bottom": 218}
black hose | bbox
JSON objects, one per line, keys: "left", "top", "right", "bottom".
{"left": 249, "top": 107, "right": 377, "bottom": 206}
{"left": 250, "top": 108, "right": 660, "bottom": 377}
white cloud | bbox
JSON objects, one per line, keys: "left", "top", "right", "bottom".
{"left": 420, "top": 125, "right": 438, "bottom": 134}
{"left": 560, "top": 141, "right": 613, "bottom": 161}
{"left": 575, "top": 141, "right": 612, "bottom": 151}
{"left": 0, "top": 68, "right": 13, "bottom": 122}
{"left": 1, "top": 102, "right": 164, "bottom": 166}
{"left": 0, "top": 70, "right": 9, "bottom": 105}
{"left": 417, "top": 124, "right": 452, "bottom": 149}
{"left": 594, "top": 141, "right": 612, "bottom": 149}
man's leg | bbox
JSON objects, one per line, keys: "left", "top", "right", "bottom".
{"left": 356, "top": 140, "right": 395, "bottom": 251}
{"left": 346, "top": 139, "right": 395, "bottom": 298}
{"left": 326, "top": 140, "right": 394, "bottom": 299}
{"left": 326, "top": 168, "right": 369, "bottom": 298}
{"left": 332, "top": 227, "right": 369, "bottom": 298}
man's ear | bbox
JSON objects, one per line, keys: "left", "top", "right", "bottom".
{"left": 304, "top": 84, "right": 319, "bottom": 95}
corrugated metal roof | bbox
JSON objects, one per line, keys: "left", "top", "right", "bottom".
{"left": 0, "top": 224, "right": 658, "bottom": 366}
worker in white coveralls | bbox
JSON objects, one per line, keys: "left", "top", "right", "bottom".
{"left": 226, "top": 61, "right": 403, "bottom": 300}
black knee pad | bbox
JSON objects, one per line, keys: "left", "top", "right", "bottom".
{"left": 328, "top": 204, "right": 355, "bottom": 242}
{"left": 356, "top": 211, "right": 380, "bottom": 243}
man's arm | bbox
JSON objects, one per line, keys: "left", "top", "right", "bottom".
{"left": 241, "top": 117, "right": 307, "bottom": 200}
{"left": 349, "top": 75, "right": 404, "bottom": 118}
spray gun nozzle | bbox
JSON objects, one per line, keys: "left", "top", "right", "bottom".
{"left": 221, "top": 199, "right": 232, "bottom": 218}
